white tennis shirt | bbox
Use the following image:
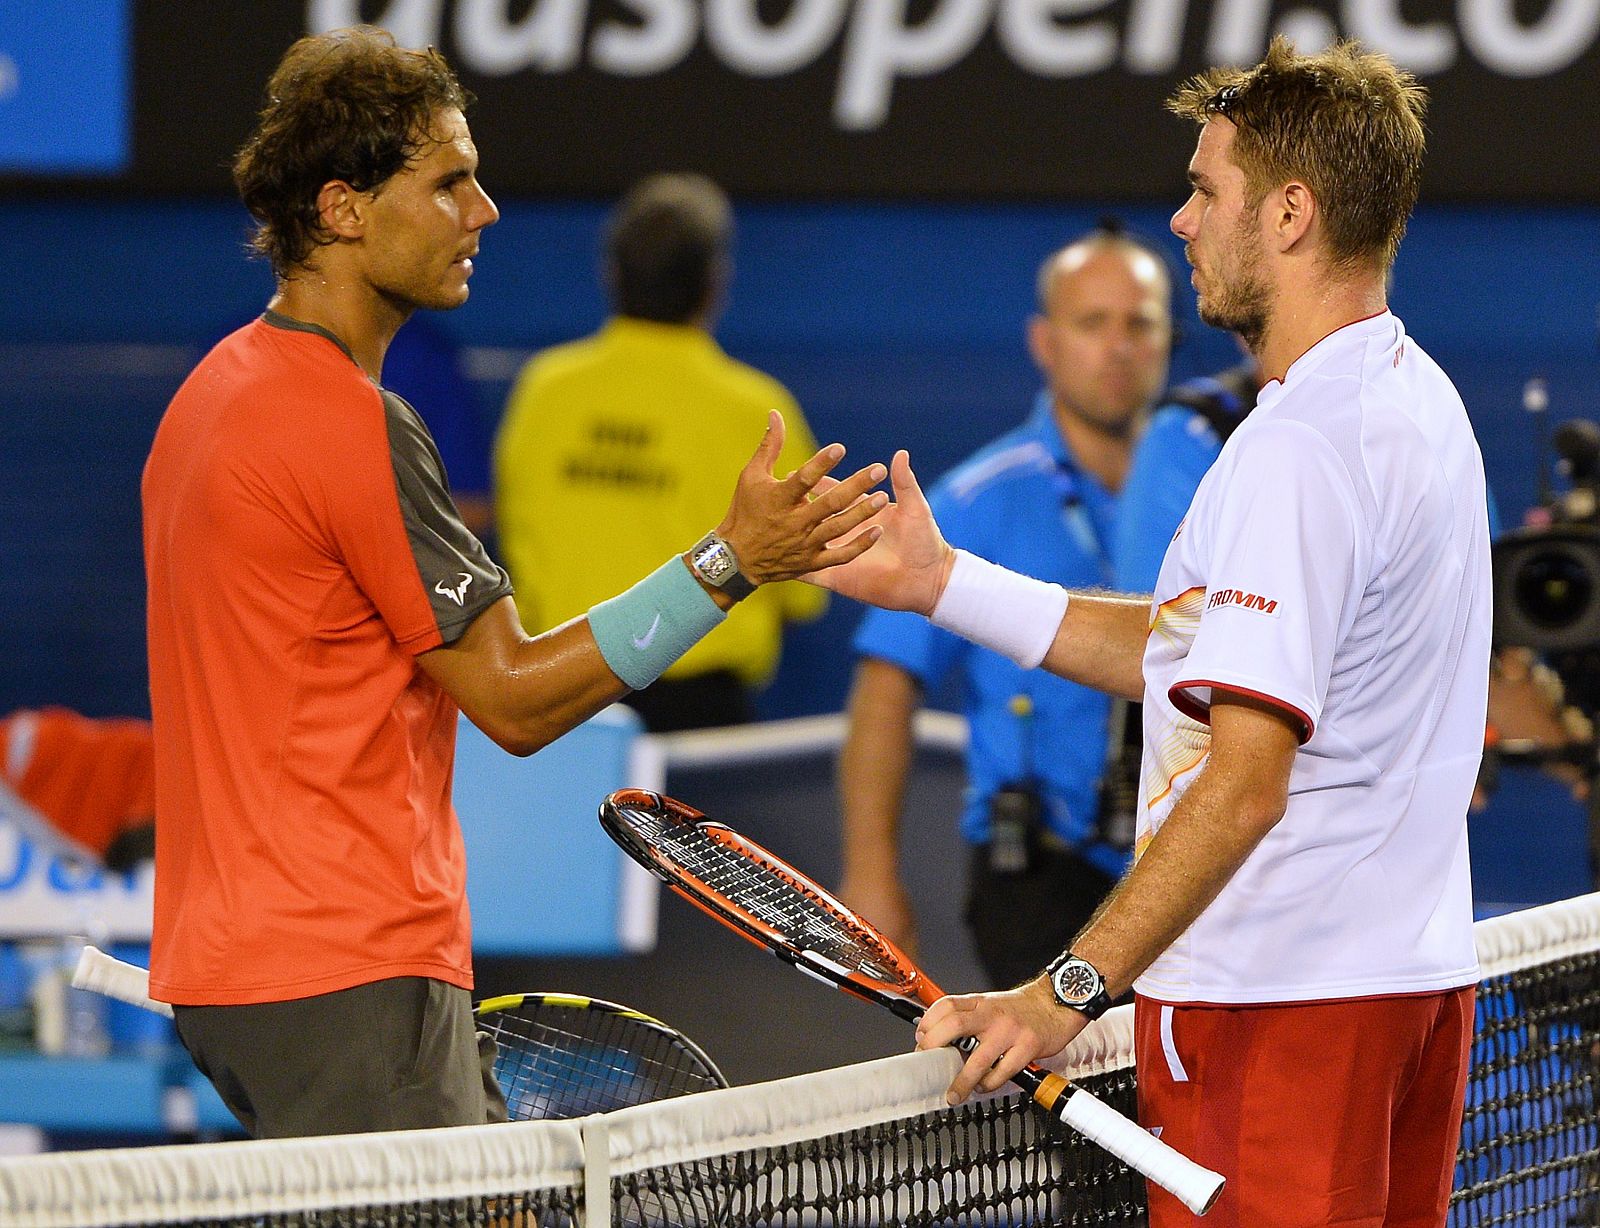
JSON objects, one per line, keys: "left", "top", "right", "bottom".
{"left": 1134, "top": 312, "right": 1488, "bottom": 1005}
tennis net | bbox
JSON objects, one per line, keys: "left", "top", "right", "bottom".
{"left": 1, "top": 894, "right": 1596, "bottom": 1227}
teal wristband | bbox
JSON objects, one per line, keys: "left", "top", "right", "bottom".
{"left": 588, "top": 557, "right": 727, "bottom": 692}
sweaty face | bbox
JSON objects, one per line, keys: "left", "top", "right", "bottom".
{"left": 360, "top": 107, "right": 499, "bottom": 313}
{"left": 1171, "top": 119, "right": 1271, "bottom": 352}
{"left": 1032, "top": 246, "right": 1172, "bottom": 436}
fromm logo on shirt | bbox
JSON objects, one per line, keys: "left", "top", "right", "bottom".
{"left": 1207, "top": 588, "right": 1279, "bottom": 615}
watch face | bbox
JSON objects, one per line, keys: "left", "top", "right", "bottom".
{"left": 697, "top": 544, "right": 735, "bottom": 583}
{"left": 1053, "top": 959, "right": 1101, "bottom": 1006}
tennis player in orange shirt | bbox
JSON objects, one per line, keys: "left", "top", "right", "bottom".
{"left": 142, "top": 27, "right": 887, "bottom": 1139}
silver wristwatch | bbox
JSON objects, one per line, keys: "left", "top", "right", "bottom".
{"left": 688, "top": 531, "right": 756, "bottom": 601}
{"left": 1046, "top": 953, "right": 1113, "bottom": 1020}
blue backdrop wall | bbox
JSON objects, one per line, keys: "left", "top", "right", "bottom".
{"left": 1, "top": 199, "right": 1597, "bottom": 720}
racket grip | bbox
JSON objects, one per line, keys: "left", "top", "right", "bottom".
{"left": 1029, "top": 1070, "right": 1225, "bottom": 1216}
{"left": 71, "top": 945, "right": 174, "bottom": 1019}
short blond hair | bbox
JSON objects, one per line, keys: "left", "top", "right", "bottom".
{"left": 1167, "top": 37, "right": 1427, "bottom": 271}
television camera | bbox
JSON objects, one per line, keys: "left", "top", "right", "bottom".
{"left": 1487, "top": 385, "right": 1600, "bottom": 879}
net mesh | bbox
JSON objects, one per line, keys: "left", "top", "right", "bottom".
{"left": 612, "top": 1064, "right": 1141, "bottom": 1228}
{"left": 4, "top": 895, "right": 1600, "bottom": 1228}
{"left": 1452, "top": 952, "right": 1600, "bottom": 1225}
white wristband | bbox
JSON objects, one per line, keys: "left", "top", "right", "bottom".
{"left": 929, "top": 549, "right": 1070, "bottom": 669}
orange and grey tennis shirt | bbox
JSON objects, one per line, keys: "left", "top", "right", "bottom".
{"left": 143, "top": 312, "right": 511, "bottom": 1006}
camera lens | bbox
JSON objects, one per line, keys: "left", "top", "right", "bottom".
{"left": 1493, "top": 525, "right": 1600, "bottom": 652}
{"left": 1514, "top": 549, "right": 1595, "bottom": 629}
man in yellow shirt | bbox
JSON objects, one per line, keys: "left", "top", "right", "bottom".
{"left": 495, "top": 174, "right": 826, "bottom": 730}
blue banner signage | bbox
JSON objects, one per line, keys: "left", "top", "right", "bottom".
{"left": 0, "top": 2, "right": 130, "bottom": 175}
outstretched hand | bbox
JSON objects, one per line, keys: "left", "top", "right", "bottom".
{"left": 915, "top": 978, "right": 1085, "bottom": 1106}
{"left": 716, "top": 411, "right": 888, "bottom": 586}
{"left": 804, "top": 450, "right": 955, "bottom": 616}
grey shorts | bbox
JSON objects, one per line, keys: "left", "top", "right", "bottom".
{"left": 174, "top": 976, "right": 510, "bottom": 1138}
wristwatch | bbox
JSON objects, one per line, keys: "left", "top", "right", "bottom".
{"left": 688, "top": 531, "right": 757, "bottom": 601}
{"left": 1046, "top": 953, "right": 1113, "bottom": 1020}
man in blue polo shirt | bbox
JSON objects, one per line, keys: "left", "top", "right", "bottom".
{"left": 1113, "top": 354, "right": 1259, "bottom": 592}
{"left": 835, "top": 228, "right": 1173, "bottom": 988}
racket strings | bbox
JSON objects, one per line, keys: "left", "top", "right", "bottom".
{"left": 482, "top": 1004, "right": 725, "bottom": 1120}
{"left": 627, "top": 804, "right": 904, "bottom": 985}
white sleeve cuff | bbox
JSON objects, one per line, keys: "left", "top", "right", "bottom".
{"left": 929, "top": 549, "right": 1070, "bottom": 670}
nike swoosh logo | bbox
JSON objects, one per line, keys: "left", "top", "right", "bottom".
{"left": 632, "top": 613, "right": 662, "bottom": 651}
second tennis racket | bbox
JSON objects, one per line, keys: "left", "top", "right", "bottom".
{"left": 597, "top": 788, "right": 1224, "bottom": 1216}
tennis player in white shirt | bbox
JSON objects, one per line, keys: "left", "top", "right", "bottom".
{"left": 812, "top": 37, "right": 1489, "bottom": 1228}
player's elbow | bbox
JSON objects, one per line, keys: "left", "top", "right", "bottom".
{"left": 471, "top": 711, "right": 555, "bottom": 758}
{"left": 494, "top": 730, "right": 547, "bottom": 758}
{"left": 1223, "top": 760, "right": 1293, "bottom": 839}
{"left": 1203, "top": 756, "right": 1292, "bottom": 844}
{"left": 1234, "top": 794, "right": 1289, "bottom": 841}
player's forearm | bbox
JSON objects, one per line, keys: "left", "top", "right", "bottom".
{"left": 472, "top": 618, "right": 631, "bottom": 756}
{"left": 1039, "top": 593, "right": 1150, "bottom": 701}
{"left": 418, "top": 598, "right": 624, "bottom": 757}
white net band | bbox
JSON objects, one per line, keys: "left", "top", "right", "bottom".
{"left": 5, "top": 896, "right": 1599, "bottom": 1227}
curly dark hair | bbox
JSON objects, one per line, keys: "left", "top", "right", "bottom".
{"left": 232, "top": 27, "right": 470, "bottom": 277}
{"left": 1168, "top": 36, "right": 1427, "bottom": 272}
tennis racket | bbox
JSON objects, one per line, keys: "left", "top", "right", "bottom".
{"left": 72, "top": 944, "right": 174, "bottom": 1017}
{"left": 598, "top": 788, "right": 1225, "bottom": 1216}
{"left": 475, "top": 991, "right": 728, "bottom": 1120}
{"left": 75, "top": 947, "right": 727, "bottom": 1122}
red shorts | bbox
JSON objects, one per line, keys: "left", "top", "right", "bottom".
{"left": 1134, "top": 987, "right": 1474, "bottom": 1228}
